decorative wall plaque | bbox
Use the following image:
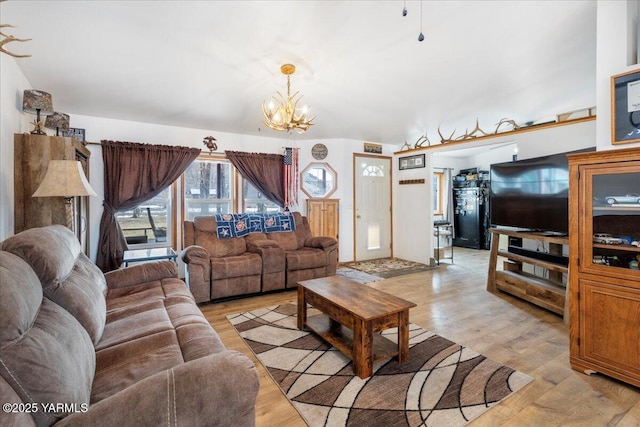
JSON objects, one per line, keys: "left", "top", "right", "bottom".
{"left": 311, "top": 143, "right": 328, "bottom": 160}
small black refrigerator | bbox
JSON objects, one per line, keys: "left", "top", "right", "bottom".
{"left": 452, "top": 187, "right": 489, "bottom": 249}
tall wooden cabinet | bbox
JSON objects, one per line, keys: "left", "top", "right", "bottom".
{"left": 14, "top": 133, "right": 91, "bottom": 254}
{"left": 568, "top": 147, "right": 640, "bottom": 388}
{"left": 306, "top": 199, "right": 339, "bottom": 242}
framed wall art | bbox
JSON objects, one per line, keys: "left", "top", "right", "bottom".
{"left": 60, "top": 127, "right": 86, "bottom": 143}
{"left": 611, "top": 69, "right": 640, "bottom": 145}
{"left": 363, "top": 142, "right": 382, "bottom": 154}
{"left": 399, "top": 153, "right": 425, "bottom": 170}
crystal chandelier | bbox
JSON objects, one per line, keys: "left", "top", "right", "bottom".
{"left": 262, "top": 64, "right": 315, "bottom": 133}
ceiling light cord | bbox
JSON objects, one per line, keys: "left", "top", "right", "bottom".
{"left": 418, "top": 0, "right": 424, "bottom": 42}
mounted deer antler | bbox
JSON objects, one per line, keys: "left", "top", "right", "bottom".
{"left": 437, "top": 125, "right": 456, "bottom": 143}
{"left": 400, "top": 141, "right": 412, "bottom": 151}
{"left": 494, "top": 118, "right": 521, "bottom": 134}
{"left": 414, "top": 134, "right": 430, "bottom": 148}
{"left": 455, "top": 119, "right": 488, "bottom": 140}
{"left": 1, "top": 0, "right": 33, "bottom": 58}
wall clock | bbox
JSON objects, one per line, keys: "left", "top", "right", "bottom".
{"left": 311, "top": 143, "right": 328, "bottom": 160}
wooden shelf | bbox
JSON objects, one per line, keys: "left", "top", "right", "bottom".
{"left": 496, "top": 250, "right": 569, "bottom": 273}
{"left": 394, "top": 116, "right": 596, "bottom": 155}
{"left": 593, "top": 243, "right": 640, "bottom": 253}
{"left": 495, "top": 270, "right": 565, "bottom": 315}
{"left": 487, "top": 228, "right": 569, "bottom": 324}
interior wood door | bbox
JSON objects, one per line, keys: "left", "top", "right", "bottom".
{"left": 306, "top": 199, "right": 339, "bottom": 241}
{"left": 354, "top": 155, "right": 391, "bottom": 261}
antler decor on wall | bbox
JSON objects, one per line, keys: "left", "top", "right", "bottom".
{"left": 0, "top": 1, "right": 32, "bottom": 58}
{"left": 437, "top": 117, "right": 522, "bottom": 144}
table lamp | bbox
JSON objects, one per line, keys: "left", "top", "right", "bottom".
{"left": 44, "top": 112, "right": 70, "bottom": 136}
{"left": 23, "top": 90, "right": 54, "bottom": 134}
{"left": 32, "top": 160, "right": 97, "bottom": 234}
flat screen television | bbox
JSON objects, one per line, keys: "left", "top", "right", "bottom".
{"left": 489, "top": 148, "right": 594, "bottom": 234}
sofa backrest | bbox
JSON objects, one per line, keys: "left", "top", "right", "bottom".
{"left": 191, "top": 216, "right": 247, "bottom": 257}
{"left": 1, "top": 225, "right": 107, "bottom": 345}
{"left": 185, "top": 212, "right": 315, "bottom": 253}
{"left": 0, "top": 250, "right": 96, "bottom": 426}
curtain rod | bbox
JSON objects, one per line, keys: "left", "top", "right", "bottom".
{"left": 82, "top": 142, "right": 223, "bottom": 156}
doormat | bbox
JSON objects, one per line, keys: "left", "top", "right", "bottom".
{"left": 345, "top": 257, "right": 436, "bottom": 278}
{"left": 228, "top": 303, "right": 533, "bottom": 427}
{"left": 336, "top": 267, "right": 383, "bottom": 284}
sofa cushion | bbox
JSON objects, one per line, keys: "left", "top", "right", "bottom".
{"left": 1, "top": 225, "right": 107, "bottom": 345}
{"left": 293, "top": 212, "right": 313, "bottom": 248}
{"left": 266, "top": 231, "right": 300, "bottom": 251}
{"left": 96, "top": 300, "right": 174, "bottom": 351}
{"left": 211, "top": 253, "right": 262, "bottom": 280}
{"left": 0, "top": 251, "right": 95, "bottom": 427}
{"left": 105, "top": 277, "right": 192, "bottom": 312}
{"left": 285, "top": 247, "right": 327, "bottom": 271}
{"left": 193, "top": 217, "right": 247, "bottom": 257}
{"left": 92, "top": 330, "right": 184, "bottom": 403}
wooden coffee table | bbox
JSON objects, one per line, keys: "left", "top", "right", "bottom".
{"left": 297, "top": 276, "right": 416, "bottom": 378}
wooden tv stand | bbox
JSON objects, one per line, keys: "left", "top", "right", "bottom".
{"left": 487, "top": 228, "right": 569, "bottom": 325}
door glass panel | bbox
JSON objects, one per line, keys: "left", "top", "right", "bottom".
{"left": 362, "top": 164, "right": 384, "bottom": 177}
{"left": 367, "top": 223, "right": 381, "bottom": 250}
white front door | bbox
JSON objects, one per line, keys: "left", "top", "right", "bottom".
{"left": 354, "top": 155, "right": 392, "bottom": 261}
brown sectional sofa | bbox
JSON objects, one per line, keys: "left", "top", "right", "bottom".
{"left": 182, "top": 212, "right": 338, "bottom": 303}
{"left": 0, "top": 225, "right": 259, "bottom": 427}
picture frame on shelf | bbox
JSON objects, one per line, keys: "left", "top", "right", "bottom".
{"left": 611, "top": 70, "right": 640, "bottom": 145}
{"left": 399, "top": 153, "right": 425, "bottom": 170}
{"left": 60, "top": 127, "right": 86, "bottom": 143}
{"left": 363, "top": 142, "right": 382, "bottom": 154}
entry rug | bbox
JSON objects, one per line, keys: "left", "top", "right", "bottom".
{"left": 336, "top": 267, "right": 384, "bottom": 284}
{"left": 227, "top": 303, "right": 532, "bottom": 427}
{"left": 345, "top": 258, "right": 436, "bottom": 278}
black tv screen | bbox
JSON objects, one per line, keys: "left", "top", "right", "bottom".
{"left": 489, "top": 148, "right": 594, "bottom": 233}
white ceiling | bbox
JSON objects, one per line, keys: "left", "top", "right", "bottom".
{"left": 2, "top": 1, "right": 597, "bottom": 145}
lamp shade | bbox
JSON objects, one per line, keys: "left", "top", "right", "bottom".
{"left": 32, "top": 160, "right": 97, "bottom": 198}
{"left": 23, "top": 90, "right": 54, "bottom": 115}
{"left": 44, "top": 112, "right": 70, "bottom": 131}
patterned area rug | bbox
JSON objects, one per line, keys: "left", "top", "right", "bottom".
{"left": 336, "top": 267, "right": 383, "bottom": 284}
{"left": 345, "top": 258, "right": 436, "bottom": 278}
{"left": 228, "top": 303, "right": 532, "bottom": 426}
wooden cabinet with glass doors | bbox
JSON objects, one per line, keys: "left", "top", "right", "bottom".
{"left": 568, "top": 147, "right": 640, "bottom": 388}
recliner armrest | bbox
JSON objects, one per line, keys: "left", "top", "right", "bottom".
{"left": 57, "top": 351, "right": 259, "bottom": 427}
{"left": 104, "top": 260, "right": 178, "bottom": 289}
{"left": 304, "top": 236, "right": 338, "bottom": 250}
{"left": 181, "top": 245, "right": 210, "bottom": 263}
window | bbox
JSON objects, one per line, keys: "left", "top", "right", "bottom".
{"left": 300, "top": 162, "right": 338, "bottom": 198}
{"left": 433, "top": 171, "right": 443, "bottom": 215}
{"left": 183, "top": 158, "right": 234, "bottom": 221}
{"left": 243, "top": 181, "right": 281, "bottom": 213}
{"left": 116, "top": 187, "right": 173, "bottom": 246}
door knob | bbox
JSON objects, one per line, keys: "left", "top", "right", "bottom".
{"left": 356, "top": 214, "right": 362, "bottom": 219}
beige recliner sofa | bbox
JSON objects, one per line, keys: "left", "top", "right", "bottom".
{"left": 182, "top": 212, "right": 338, "bottom": 303}
{"left": 0, "top": 225, "right": 259, "bottom": 427}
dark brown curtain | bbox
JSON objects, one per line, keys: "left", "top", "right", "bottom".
{"left": 225, "top": 150, "right": 285, "bottom": 207}
{"left": 97, "top": 140, "right": 201, "bottom": 271}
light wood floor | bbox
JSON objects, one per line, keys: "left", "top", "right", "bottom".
{"left": 200, "top": 248, "right": 640, "bottom": 426}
